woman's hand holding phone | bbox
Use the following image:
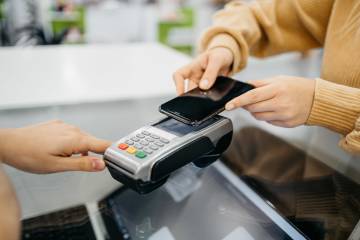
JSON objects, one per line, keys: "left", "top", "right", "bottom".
{"left": 173, "top": 47, "right": 234, "bottom": 95}
{"left": 226, "top": 76, "right": 315, "bottom": 128}
{"left": 173, "top": 48, "right": 315, "bottom": 128}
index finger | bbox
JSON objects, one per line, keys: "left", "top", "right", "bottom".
{"left": 173, "top": 71, "right": 186, "bottom": 95}
{"left": 83, "top": 135, "right": 112, "bottom": 154}
{"left": 199, "top": 56, "right": 223, "bottom": 90}
{"left": 248, "top": 79, "right": 272, "bottom": 87}
{"left": 173, "top": 65, "right": 192, "bottom": 95}
{"left": 225, "top": 85, "right": 276, "bottom": 110}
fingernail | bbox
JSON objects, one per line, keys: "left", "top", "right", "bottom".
{"left": 226, "top": 103, "right": 235, "bottom": 111}
{"left": 200, "top": 79, "right": 209, "bottom": 89}
{"left": 92, "top": 159, "right": 105, "bottom": 170}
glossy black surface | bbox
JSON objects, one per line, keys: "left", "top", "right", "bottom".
{"left": 22, "top": 206, "right": 96, "bottom": 240}
{"left": 100, "top": 166, "right": 294, "bottom": 240}
{"left": 159, "top": 76, "right": 254, "bottom": 125}
{"left": 223, "top": 127, "right": 360, "bottom": 240}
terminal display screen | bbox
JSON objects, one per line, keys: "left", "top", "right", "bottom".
{"left": 154, "top": 117, "right": 219, "bottom": 136}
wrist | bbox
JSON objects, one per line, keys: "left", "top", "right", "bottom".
{"left": 210, "top": 46, "right": 234, "bottom": 61}
{"left": 203, "top": 33, "right": 243, "bottom": 73}
{"left": 208, "top": 47, "right": 235, "bottom": 73}
{"left": 0, "top": 129, "right": 16, "bottom": 164}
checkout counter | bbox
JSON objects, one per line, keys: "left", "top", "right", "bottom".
{"left": 0, "top": 43, "right": 359, "bottom": 240}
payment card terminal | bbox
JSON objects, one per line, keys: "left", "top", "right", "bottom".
{"left": 104, "top": 115, "right": 233, "bottom": 194}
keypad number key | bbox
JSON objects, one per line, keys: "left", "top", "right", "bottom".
{"left": 136, "top": 134, "right": 145, "bottom": 139}
{"left": 143, "top": 147, "right": 153, "bottom": 155}
{"left": 134, "top": 143, "right": 143, "bottom": 150}
{"left": 160, "top": 138, "right": 170, "bottom": 144}
{"left": 142, "top": 131, "right": 151, "bottom": 136}
{"left": 155, "top": 141, "right": 164, "bottom": 147}
{"left": 150, "top": 134, "right": 160, "bottom": 139}
{"left": 125, "top": 140, "right": 134, "bottom": 146}
{"left": 140, "top": 140, "right": 149, "bottom": 146}
{"left": 150, "top": 145, "right": 159, "bottom": 151}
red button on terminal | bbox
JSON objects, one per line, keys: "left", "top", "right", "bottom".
{"left": 118, "top": 143, "right": 128, "bottom": 150}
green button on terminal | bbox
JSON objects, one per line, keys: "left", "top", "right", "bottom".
{"left": 135, "top": 151, "right": 147, "bottom": 159}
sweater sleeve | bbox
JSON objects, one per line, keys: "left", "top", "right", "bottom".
{"left": 306, "top": 79, "right": 360, "bottom": 154}
{"left": 200, "top": 0, "right": 334, "bottom": 73}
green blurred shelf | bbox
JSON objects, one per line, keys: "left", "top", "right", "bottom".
{"left": 50, "top": 6, "right": 86, "bottom": 44}
{"left": 158, "top": 8, "right": 195, "bottom": 55}
{"left": 0, "top": 0, "right": 4, "bottom": 20}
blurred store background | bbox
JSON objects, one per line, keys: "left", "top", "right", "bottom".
{"left": 1, "top": 2, "right": 360, "bottom": 240}
{"left": 0, "top": 0, "right": 238, "bottom": 54}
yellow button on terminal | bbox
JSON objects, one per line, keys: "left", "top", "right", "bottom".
{"left": 126, "top": 146, "right": 137, "bottom": 154}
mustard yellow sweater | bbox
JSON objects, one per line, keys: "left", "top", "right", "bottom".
{"left": 200, "top": 0, "right": 360, "bottom": 154}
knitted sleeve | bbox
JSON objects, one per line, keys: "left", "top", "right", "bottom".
{"left": 307, "top": 79, "right": 360, "bottom": 155}
{"left": 200, "top": 0, "right": 334, "bottom": 73}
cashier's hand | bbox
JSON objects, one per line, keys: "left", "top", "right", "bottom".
{"left": 0, "top": 120, "right": 111, "bottom": 174}
{"left": 173, "top": 47, "right": 234, "bottom": 94}
{"left": 225, "top": 76, "right": 315, "bottom": 128}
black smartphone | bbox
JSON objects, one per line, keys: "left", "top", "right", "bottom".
{"left": 159, "top": 76, "right": 254, "bottom": 125}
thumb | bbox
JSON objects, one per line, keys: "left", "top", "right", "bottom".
{"left": 53, "top": 156, "right": 106, "bottom": 172}
{"left": 199, "top": 56, "right": 222, "bottom": 90}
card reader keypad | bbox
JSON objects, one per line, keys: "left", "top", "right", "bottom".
{"left": 117, "top": 131, "right": 170, "bottom": 159}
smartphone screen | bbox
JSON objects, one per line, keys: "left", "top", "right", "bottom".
{"left": 159, "top": 76, "right": 254, "bottom": 125}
